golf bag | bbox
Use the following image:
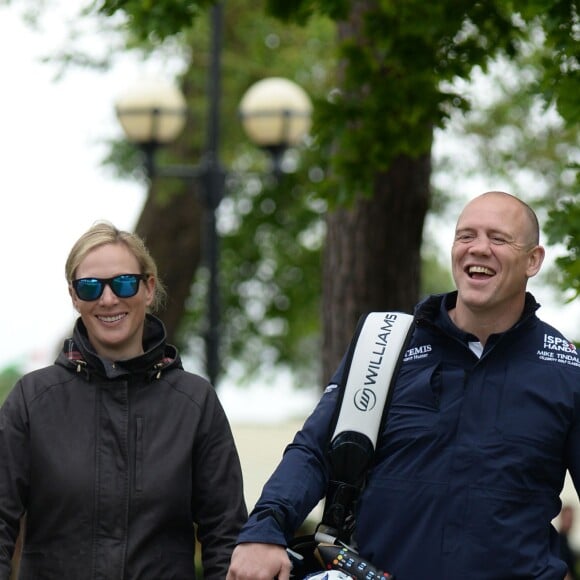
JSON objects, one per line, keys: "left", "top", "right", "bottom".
{"left": 289, "top": 311, "right": 415, "bottom": 579}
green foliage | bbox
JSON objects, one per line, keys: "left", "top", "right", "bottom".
{"left": 421, "top": 248, "right": 454, "bottom": 298}
{"left": 0, "top": 365, "right": 21, "bottom": 404}
{"left": 278, "top": 0, "right": 577, "bottom": 203}
{"left": 546, "top": 201, "right": 580, "bottom": 300}
{"left": 90, "top": 0, "right": 578, "bottom": 201}
{"left": 266, "top": 0, "right": 350, "bottom": 22}
{"left": 514, "top": 0, "right": 579, "bottom": 126}
{"left": 312, "top": 1, "right": 541, "bottom": 201}
{"left": 432, "top": 44, "right": 579, "bottom": 314}
{"left": 183, "top": 168, "right": 325, "bottom": 382}
{"left": 440, "top": 58, "right": 578, "bottom": 200}
{"left": 97, "top": 0, "right": 210, "bottom": 43}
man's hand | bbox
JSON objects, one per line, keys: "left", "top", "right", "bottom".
{"left": 227, "top": 542, "right": 292, "bottom": 580}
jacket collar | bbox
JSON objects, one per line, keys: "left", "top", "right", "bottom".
{"left": 57, "top": 314, "right": 181, "bottom": 380}
{"left": 415, "top": 291, "right": 540, "bottom": 340}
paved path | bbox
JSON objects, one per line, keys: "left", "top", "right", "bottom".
{"left": 231, "top": 419, "right": 323, "bottom": 522}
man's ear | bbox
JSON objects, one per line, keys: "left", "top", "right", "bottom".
{"left": 526, "top": 245, "right": 546, "bottom": 278}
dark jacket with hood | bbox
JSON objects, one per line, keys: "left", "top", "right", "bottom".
{"left": 237, "top": 292, "right": 580, "bottom": 579}
{"left": 0, "top": 314, "right": 247, "bottom": 580}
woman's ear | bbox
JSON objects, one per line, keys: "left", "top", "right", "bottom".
{"left": 69, "top": 285, "right": 80, "bottom": 312}
{"left": 144, "top": 275, "right": 156, "bottom": 307}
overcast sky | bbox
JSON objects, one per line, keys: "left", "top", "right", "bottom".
{"left": 0, "top": 5, "right": 148, "bottom": 371}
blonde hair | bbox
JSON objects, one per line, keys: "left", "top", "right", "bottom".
{"left": 65, "top": 221, "right": 167, "bottom": 312}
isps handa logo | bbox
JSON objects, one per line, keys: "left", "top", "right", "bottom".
{"left": 543, "top": 334, "right": 577, "bottom": 354}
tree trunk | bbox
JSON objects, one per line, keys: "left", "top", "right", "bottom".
{"left": 321, "top": 0, "right": 433, "bottom": 382}
{"left": 322, "top": 153, "right": 431, "bottom": 382}
{"left": 134, "top": 181, "right": 204, "bottom": 346}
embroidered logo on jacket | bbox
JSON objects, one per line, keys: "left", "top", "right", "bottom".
{"left": 403, "top": 344, "right": 432, "bottom": 361}
{"left": 537, "top": 335, "right": 580, "bottom": 367}
{"left": 543, "top": 334, "right": 577, "bottom": 353}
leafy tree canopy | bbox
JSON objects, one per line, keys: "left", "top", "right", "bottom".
{"left": 96, "top": 0, "right": 578, "bottom": 202}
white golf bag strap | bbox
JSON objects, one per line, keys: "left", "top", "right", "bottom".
{"left": 331, "top": 311, "right": 414, "bottom": 449}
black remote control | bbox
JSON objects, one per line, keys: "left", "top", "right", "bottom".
{"left": 315, "top": 544, "right": 395, "bottom": 580}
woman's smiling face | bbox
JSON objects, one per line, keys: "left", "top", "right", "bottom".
{"left": 70, "top": 242, "right": 155, "bottom": 360}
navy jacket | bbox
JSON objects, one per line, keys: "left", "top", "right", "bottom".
{"left": 237, "top": 292, "right": 580, "bottom": 579}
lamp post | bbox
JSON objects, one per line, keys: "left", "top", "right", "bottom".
{"left": 115, "top": 66, "right": 312, "bottom": 386}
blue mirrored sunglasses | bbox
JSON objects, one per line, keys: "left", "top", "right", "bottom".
{"left": 72, "top": 274, "right": 148, "bottom": 301}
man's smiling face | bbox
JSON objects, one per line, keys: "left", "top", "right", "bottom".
{"left": 451, "top": 192, "right": 543, "bottom": 316}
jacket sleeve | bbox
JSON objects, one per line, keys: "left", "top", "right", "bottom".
{"left": 191, "top": 386, "right": 248, "bottom": 580}
{"left": 235, "top": 381, "right": 342, "bottom": 546}
{"left": 0, "top": 382, "right": 29, "bottom": 580}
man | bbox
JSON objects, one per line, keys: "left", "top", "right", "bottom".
{"left": 227, "top": 191, "right": 580, "bottom": 580}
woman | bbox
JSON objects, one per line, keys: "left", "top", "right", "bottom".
{"left": 0, "top": 221, "right": 247, "bottom": 579}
